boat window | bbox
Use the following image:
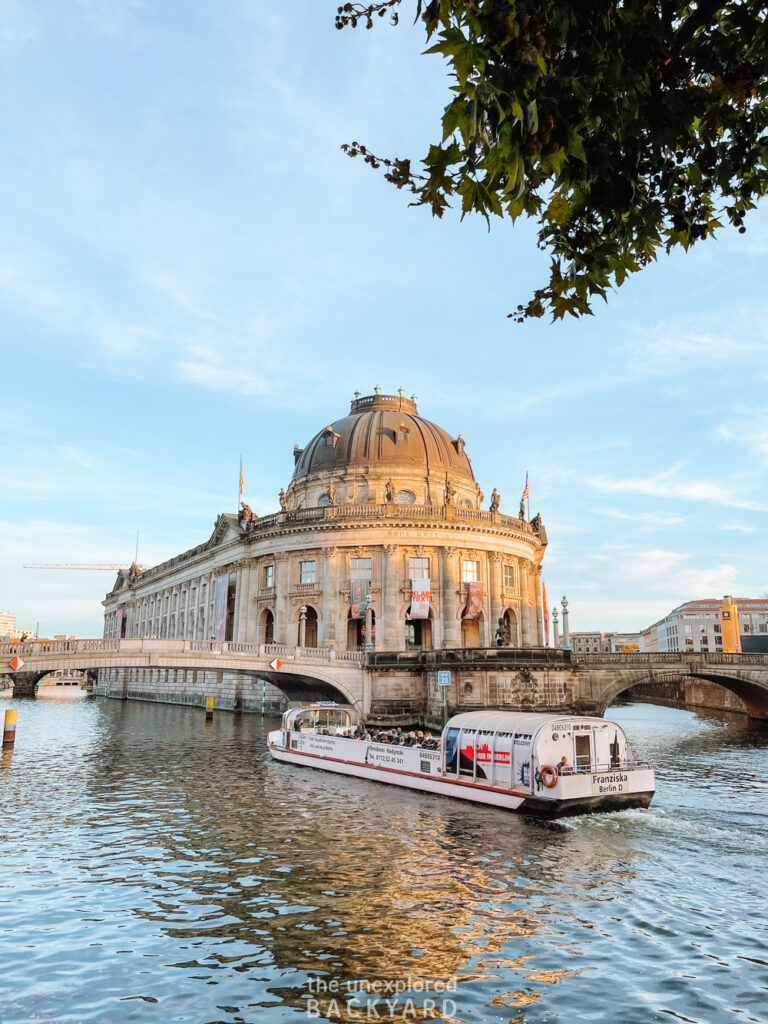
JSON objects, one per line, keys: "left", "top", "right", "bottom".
{"left": 574, "top": 733, "right": 592, "bottom": 771}
{"left": 445, "top": 728, "right": 460, "bottom": 770}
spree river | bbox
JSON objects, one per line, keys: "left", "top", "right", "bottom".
{"left": 0, "top": 697, "right": 766, "bottom": 1024}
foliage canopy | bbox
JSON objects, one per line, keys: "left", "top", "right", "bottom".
{"left": 337, "top": 1, "right": 768, "bottom": 321}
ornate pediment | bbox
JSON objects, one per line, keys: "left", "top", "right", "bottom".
{"left": 206, "top": 514, "right": 244, "bottom": 551}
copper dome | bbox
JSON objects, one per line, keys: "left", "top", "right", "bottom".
{"left": 291, "top": 393, "right": 475, "bottom": 483}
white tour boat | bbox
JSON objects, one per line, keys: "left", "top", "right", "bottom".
{"left": 267, "top": 704, "right": 655, "bottom": 817}
{"left": 36, "top": 673, "right": 88, "bottom": 700}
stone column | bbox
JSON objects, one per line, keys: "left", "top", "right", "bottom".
{"left": 381, "top": 544, "right": 400, "bottom": 651}
{"left": 236, "top": 559, "right": 253, "bottom": 641}
{"left": 298, "top": 607, "right": 307, "bottom": 648}
{"left": 561, "top": 596, "right": 570, "bottom": 648}
{"left": 520, "top": 559, "right": 532, "bottom": 647}
{"left": 321, "top": 546, "right": 338, "bottom": 649}
{"left": 534, "top": 566, "right": 544, "bottom": 645}
{"left": 552, "top": 607, "right": 560, "bottom": 648}
{"left": 489, "top": 552, "right": 502, "bottom": 641}
{"left": 440, "top": 546, "right": 461, "bottom": 648}
{"left": 274, "top": 554, "right": 290, "bottom": 644}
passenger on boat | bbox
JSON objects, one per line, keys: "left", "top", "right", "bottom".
{"left": 556, "top": 756, "right": 570, "bottom": 775}
{"left": 293, "top": 717, "right": 304, "bottom": 732}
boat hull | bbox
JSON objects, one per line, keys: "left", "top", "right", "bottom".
{"left": 36, "top": 685, "right": 88, "bottom": 700}
{"left": 267, "top": 731, "right": 653, "bottom": 817}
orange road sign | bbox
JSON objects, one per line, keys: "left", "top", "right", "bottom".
{"left": 269, "top": 658, "right": 282, "bottom": 671}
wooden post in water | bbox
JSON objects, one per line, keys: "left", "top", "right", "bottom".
{"left": 3, "top": 709, "right": 17, "bottom": 748}
{"left": 205, "top": 696, "right": 214, "bottom": 721}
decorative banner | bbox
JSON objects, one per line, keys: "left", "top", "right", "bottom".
{"left": 464, "top": 581, "right": 483, "bottom": 620}
{"left": 9, "top": 657, "right": 24, "bottom": 671}
{"left": 213, "top": 574, "right": 230, "bottom": 641}
{"left": 350, "top": 579, "right": 370, "bottom": 619}
{"left": 410, "top": 578, "right": 431, "bottom": 619}
{"left": 115, "top": 608, "right": 124, "bottom": 640}
{"left": 542, "top": 581, "right": 550, "bottom": 647}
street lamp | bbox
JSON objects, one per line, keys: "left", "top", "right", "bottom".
{"left": 299, "top": 605, "right": 307, "bottom": 648}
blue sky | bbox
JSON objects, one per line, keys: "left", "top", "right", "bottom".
{"left": 1, "top": 0, "right": 766, "bottom": 638}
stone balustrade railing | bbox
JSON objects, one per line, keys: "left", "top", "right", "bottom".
{"left": 0, "top": 638, "right": 364, "bottom": 664}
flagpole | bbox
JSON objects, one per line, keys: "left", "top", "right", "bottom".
{"left": 526, "top": 470, "right": 530, "bottom": 521}
{"left": 238, "top": 455, "right": 243, "bottom": 510}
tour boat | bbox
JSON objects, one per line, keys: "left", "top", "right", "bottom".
{"left": 35, "top": 674, "right": 88, "bottom": 700}
{"left": 267, "top": 704, "right": 655, "bottom": 817}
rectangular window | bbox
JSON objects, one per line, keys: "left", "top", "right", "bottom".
{"left": 760, "top": 624, "right": 767, "bottom": 634}
{"left": 409, "top": 557, "right": 429, "bottom": 580}
{"left": 264, "top": 565, "right": 274, "bottom": 588}
{"left": 350, "top": 557, "right": 372, "bottom": 581}
{"left": 503, "top": 564, "right": 515, "bottom": 590}
{"left": 684, "top": 624, "right": 692, "bottom": 634}
{"left": 462, "top": 560, "right": 479, "bottom": 583}
{"left": 300, "top": 560, "right": 316, "bottom": 584}
{"left": 714, "top": 624, "right": 721, "bottom": 634}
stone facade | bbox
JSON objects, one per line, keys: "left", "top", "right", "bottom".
{"left": 102, "top": 394, "right": 548, "bottom": 663}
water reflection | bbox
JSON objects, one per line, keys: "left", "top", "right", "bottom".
{"left": 0, "top": 697, "right": 766, "bottom": 1024}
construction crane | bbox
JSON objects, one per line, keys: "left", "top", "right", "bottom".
{"left": 23, "top": 564, "right": 148, "bottom": 571}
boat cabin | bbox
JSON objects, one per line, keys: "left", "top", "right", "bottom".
{"left": 442, "top": 710, "right": 634, "bottom": 789}
{"left": 282, "top": 702, "right": 357, "bottom": 741}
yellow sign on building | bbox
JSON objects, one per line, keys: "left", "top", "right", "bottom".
{"left": 718, "top": 596, "right": 741, "bottom": 653}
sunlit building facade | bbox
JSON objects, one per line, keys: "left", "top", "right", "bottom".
{"left": 103, "top": 392, "right": 548, "bottom": 653}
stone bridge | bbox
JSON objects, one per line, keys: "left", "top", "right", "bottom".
{"left": 3, "top": 641, "right": 768, "bottom": 722}
{"left": 0, "top": 639, "right": 367, "bottom": 710}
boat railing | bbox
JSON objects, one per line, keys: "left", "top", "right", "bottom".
{"left": 559, "top": 760, "right": 651, "bottom": 775}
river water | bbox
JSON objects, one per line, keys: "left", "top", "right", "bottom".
{"left": 0, "top": 697, "right": 766, "bottom": 1024}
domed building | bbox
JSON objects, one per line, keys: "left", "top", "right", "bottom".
{"left": 102, "top": 392, "right": 548, "bottom": 693}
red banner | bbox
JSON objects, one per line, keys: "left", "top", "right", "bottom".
{"left": 542, "top": 581, "right": 550, "bottom": 646}
{"left": 464, "top": 581, "right": 483, "bottom": 620}
{"left": 410, "top": 579, "right": 431, "bottom": 619}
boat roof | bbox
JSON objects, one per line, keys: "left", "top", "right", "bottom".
{"left": 445, "top": 710, "right": 608, "bottom": 734}
{"left": 284, "top": 703, "right": 358, "bottom": 721}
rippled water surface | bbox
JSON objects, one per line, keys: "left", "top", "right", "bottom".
{"left": 1, "top": 697, "right": 767, "bottom": 1024}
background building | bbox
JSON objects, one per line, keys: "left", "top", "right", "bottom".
{"left": 567, "top": 631, "right": 641, "bottom": 654}
{"left": 641, "top": 598, "right": 768, "bottom": 653}
{"left": 0, "top": 612, "right": 35, "bottom": 641}
{"left": 100, "top": 393, "right": 549, "bottom": 705}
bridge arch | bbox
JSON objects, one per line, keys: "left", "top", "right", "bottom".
{"left": 596, "top": 669, "right": 768, "bottom": 720}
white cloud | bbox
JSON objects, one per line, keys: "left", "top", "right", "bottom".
{"left": 628, "top": 324, "right": 765, "bottom": 376}
{"left": 599, "top": 507, "right": 688, "bottom": 527}
{"left": 176, "top": 357, "right": 273, "bottom": 396}
{"left": 717, "top": 408, "right": 768, "bottom": 466}
{"left": 586, "top": 464, "right": 768, "bottom": 512}
{"left": 0, "top": 1, "right": 41, "bottom": 51}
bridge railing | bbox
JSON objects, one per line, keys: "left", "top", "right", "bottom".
{"left": 0, "top": 638, "right": 365, "bottom": 665}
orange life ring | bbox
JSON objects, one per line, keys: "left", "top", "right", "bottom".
{"left": 540, "top": 765, "right": 558, "bottom": 788}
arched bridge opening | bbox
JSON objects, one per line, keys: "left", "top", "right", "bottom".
{"left": 598, "top": 670, "right": 768, "bottom": 721}
{"left": 254, "top": 671, "right": 357, "bottom": 710}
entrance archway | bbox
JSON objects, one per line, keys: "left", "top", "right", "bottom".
{"left": 405, "top": 607, "right": 433, "bottom": 650}
{"left": 461, "top": 608, "right": 483, "bottom": 647}
{"left": 260, "top": 609, "right": 274, "bottom": 644}
{"left": 503, "top": 608, "right": 519, "bottom": 646}
{"left": 347, "top": 609, "right": 376, "bottom": 650}
{"left": 297, "top": 605, "right": 318, "bottom": 647}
